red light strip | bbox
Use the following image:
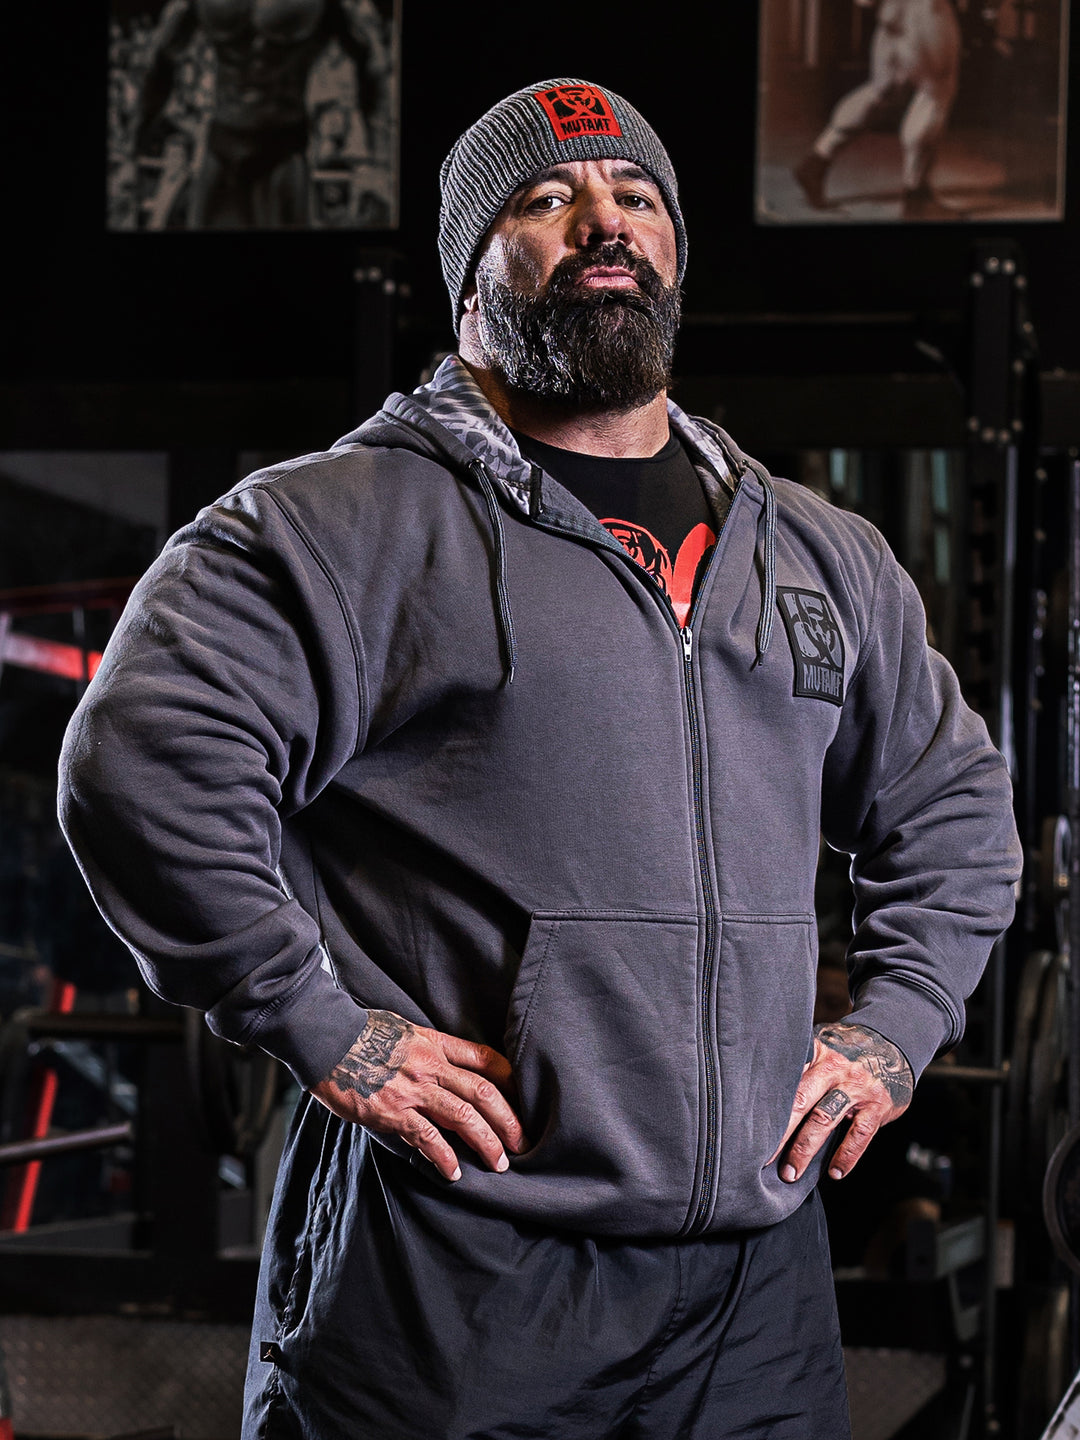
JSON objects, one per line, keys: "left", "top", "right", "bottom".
{"left": 0, "top": 630, "right": 102, "bottom": 681}
{"left": 0, "top": 979, "right": 78, "bottom": 1234}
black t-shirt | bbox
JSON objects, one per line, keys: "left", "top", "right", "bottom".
{"left": 513, "top": 429, "right": 716, "bottom": 626}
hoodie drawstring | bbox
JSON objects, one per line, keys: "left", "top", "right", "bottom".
{"left": 470, "top": 461, "right": 517, "bottom": 686}
{"left": 469, "top": 455, "right": 774, "bottom": 683}
{"left": 751, "top": 468, "right": 777, "bottom": 666}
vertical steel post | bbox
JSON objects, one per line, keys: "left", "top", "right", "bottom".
{"left": 963, "top": 239, "right": 1032, "bottom": 1436}
{"left": 352, "top": 249, "right": 403, "bottom": 427}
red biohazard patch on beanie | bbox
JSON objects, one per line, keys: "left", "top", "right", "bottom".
{"left": 534, "top": 85, "right": 623, "bottom": 142}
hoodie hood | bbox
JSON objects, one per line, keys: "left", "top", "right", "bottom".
{"left": 339, "top": 354, "right": 739, "bottom": 511}
{"left": 336, "top": 355, "right": 778, "bottom": 664}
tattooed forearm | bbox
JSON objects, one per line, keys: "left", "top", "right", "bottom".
{"left": 328, "top": 1010, "right": 411, "bottom": 1100}
{"left": 815, "top": 1022, "right": 914, "bottom": 1108}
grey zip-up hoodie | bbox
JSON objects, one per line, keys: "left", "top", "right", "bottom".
{"left": 59, "top": 356, "right": 1020, "bottom": 1236}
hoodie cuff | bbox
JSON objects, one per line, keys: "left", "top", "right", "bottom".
{"left": 845, "top": 978, "right": 958, "bottom": 1083}
{"left": 244, "top": 964, "right": 369, "bottom": 1090}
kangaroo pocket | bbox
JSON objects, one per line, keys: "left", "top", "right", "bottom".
{"left": 501, "top": 910, "right": 701, "bottom": 1234}
{"left": 712, "top": 914, "right": 819, "bottom": 1229}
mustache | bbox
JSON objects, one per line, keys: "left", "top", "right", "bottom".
{"left": 545, "top": 242, "right": 668, "bottom": 305}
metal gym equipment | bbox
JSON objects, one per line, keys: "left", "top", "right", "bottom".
{"left": 0, "top": 1007, "right": 280, "bottom": 1171}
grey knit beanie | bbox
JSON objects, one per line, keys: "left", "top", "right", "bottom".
{"left": 438, "top": 78, "right": 686, "bottom": 331}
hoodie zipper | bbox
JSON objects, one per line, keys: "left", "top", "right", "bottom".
{"left": 528, "top": 481, "right": 749, "bottom": 1236}
{"left": 677, "top": 618, "right": 721, "bottom": 1235}
{"left": 621, "top": 498, "right": 745, "bottom": 1235}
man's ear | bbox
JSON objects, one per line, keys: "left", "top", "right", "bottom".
{"left": 457, "top": 280, "right": 484, "bottom": 364}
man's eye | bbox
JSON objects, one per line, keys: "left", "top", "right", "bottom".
{"left": 620, "top": 192, "right": 655, "bottom": 210}
{"left": 525, "top": 193, "right": 567, "bottom": 212}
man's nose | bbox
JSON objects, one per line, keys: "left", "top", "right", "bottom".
{"left": 572, "top": 191, "right": 631, "bottom": 248}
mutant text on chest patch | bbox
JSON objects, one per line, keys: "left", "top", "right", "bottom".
{"left": 776, "top": 588, "right": 845, "bottom": 706}
{"left": 534, "top": 85, "right": 623, "bottom": 142}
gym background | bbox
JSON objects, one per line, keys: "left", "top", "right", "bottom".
{"left": 1, "top": 4, "right": 1079, "bottom": 1437}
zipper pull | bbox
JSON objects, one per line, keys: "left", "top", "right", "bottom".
{"left": 681, "top": 626, "right": 693, "bottom": 663}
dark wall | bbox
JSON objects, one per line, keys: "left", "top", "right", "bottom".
{"left": 5, "top": 3, "right": 1079, "bottom": 397}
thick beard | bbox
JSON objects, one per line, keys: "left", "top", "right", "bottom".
{"left": 474, "top": 243, "right": 681, "bottom": 412}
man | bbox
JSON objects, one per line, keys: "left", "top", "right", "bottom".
{"left": 794, "top": 0, "right": 962, "bottom": 219}
{"left": 131, "top": 0, "right": 391, "bottom": 228}
{"left": 60, "top": 78, "right": 1020, "bottom": 1437}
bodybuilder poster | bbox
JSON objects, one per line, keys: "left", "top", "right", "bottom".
{"left": 757, "top": 0, "right": 1067, "bottom": 224}
{"left": 107, "top": 0, "right": 400, "bottom": 231}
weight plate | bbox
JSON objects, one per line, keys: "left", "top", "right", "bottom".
{"left": 1036, "top": 815, "right": 1070, "bottom": 922}
{"left": 1043, "top": 1122, "right": 1080, "bottom": 1276}
{"left": 1027, "top": 951, "right": 1069, "bottom": 1198}
{"left": 1005, "top": 950, "right": 1056, "bottom": 1213}
{"left": 1016, "top": 1283, "right": 1070, "bottom": 1440}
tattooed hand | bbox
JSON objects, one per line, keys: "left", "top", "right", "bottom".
{"left": 772, "top": 1021, "right": 914, "bottom": 1184}
{"left": 309, "top": 1009, "right": 526, "bottom": 1182}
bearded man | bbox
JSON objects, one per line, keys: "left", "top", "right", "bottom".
{"left": 59, "top": 79, "right": 1020, "bottom": 1438}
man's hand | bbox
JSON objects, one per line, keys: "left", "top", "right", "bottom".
{"left": 773, "top": 1022, "right": 913, "bottom": 1183}
{"left": 310, "top": 1009, "right": 526, "bottom": 1182}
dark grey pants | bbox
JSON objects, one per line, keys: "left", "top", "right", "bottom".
{"left": 244, "top": 1100, "right": 850, "bottom": 1440}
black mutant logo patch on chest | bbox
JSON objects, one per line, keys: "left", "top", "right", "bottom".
{"left": 776, "top": 588, "right": 845, "bottom": 706}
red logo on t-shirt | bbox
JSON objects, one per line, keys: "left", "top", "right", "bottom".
{"left": 534, "top": 85, "right": 623, "bottom": 143}
{"left": 601, "top": 519, "right": 715, "bottom": 627}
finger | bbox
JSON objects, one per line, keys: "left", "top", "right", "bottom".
{"left": 779, "top": 1087, "right": 852, "bottom": 1182}
{"left": 825, "top": 1110, "right": 880, "bottom": 1180}
{"left": 435, "top": 1034, "right": 528, "bottom": 1151}
{"left": 402, "top": 1112, "right": 463, "bottom": 1182}
{"left": 768, "top": 1052, "right": 840, "bottom": 1162}
{"left": 446, "top": 1067, "right": 528, "bottom": 1155}
{"left": 438, "top": 1032, "right": 514, "bottom": 1087}
{"left": 422, "top": 1086, "right": 511, "bottom": 1174}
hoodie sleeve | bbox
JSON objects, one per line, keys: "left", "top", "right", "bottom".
{"left": 58, "top": 481, "right": 371, "bottom": 1089}
{"left": 819, "top": 536, "right": 1021, "bottom": 1080}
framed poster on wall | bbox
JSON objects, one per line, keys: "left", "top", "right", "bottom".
{"left": 107, "top": 0, "right": 400, "bottom": 231}
{"left": 756, "top": 0, "right": 1068, "bottom": 224}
